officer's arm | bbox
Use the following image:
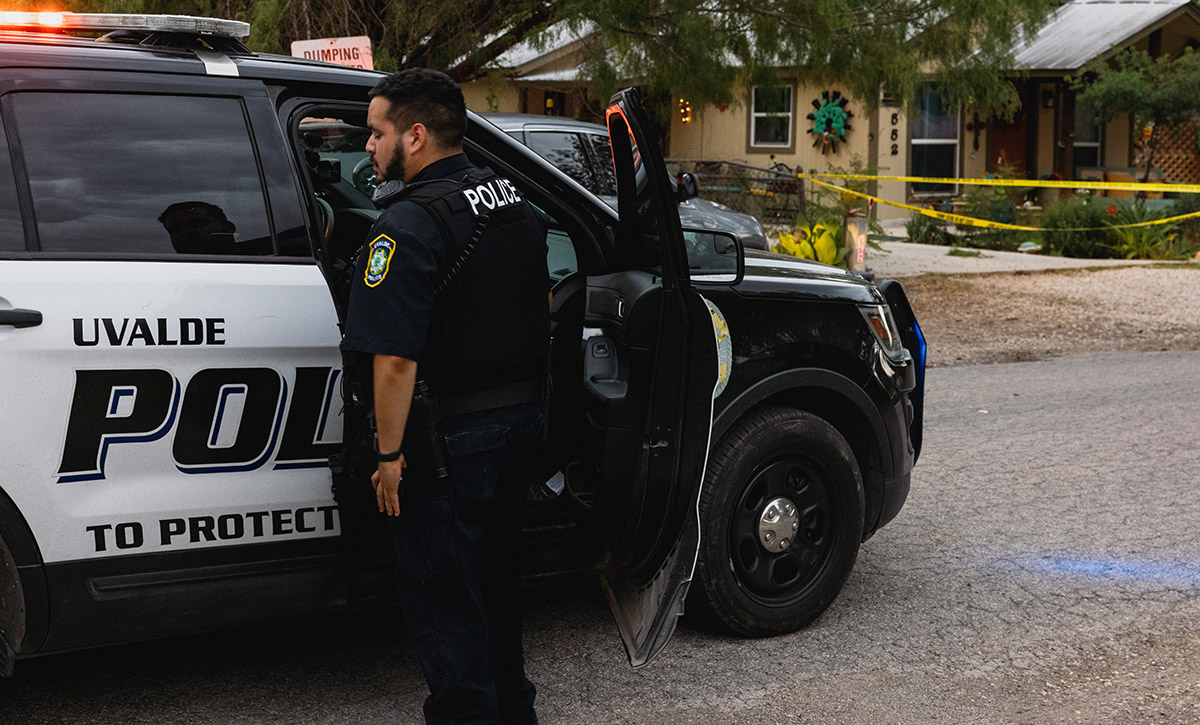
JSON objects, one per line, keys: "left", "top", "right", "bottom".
{"left": 373, "top": 353, "right": 418, "bottom": 516}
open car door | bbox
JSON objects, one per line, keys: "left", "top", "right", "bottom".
{"left": 587, "top": 89, "right": 721, "bottom": 667}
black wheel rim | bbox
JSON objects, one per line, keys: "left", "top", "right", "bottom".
{"left": 728, "top": 455, "right": 836, "bottom": 605}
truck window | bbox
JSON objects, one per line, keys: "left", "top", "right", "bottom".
{"left": 527, "top": 131, "right": 595, "bottom": 194}
{"left": 584, "top": 133, "right": 617, "bottom": 196}
{"left": 0, "top": 122, "right": 23, "bottom": 252}
{"left": 12, "top": 93, "right": 274, "bottom": 256}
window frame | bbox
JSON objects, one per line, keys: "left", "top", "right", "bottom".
{"left": 909, "top": 85, "right": 961, "bottom": 197}
{"left": 748, "top": 84, "right": 796, "bottom": 153}
{"left": 0, "top": 72, "right": 308, "bottom": 263}
{"left": 0, "top": 107, "right": 29, "bottom": 257}
{"left": 283, "top": 100, "right": 377, "bottom": 274}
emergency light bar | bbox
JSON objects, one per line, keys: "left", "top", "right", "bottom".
{"left": 0, "top": 12, "right": 250, "bottom": 39}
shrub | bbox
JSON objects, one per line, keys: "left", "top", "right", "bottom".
{"left": 1040, "top": 195, "right": 1112, "bottom": 258}
{"left": 959, "top": 164, "right": 1030, "bottom": 251}
{"left": 1168, "top": 193, "right": 1200, "bottom": 257}
{"left": 1108, "top": 201, "right": 1185, "bottom": 259}
{"left": 905, "top": 213, "right": 954, "bottom": 245}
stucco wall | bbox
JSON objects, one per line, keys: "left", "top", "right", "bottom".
{"left": 875, "top": 104, "right": 908, "bottom": 221}
{"left": 461, "top": 77, "right": 521, "bottom": 113}
{"left": 669, "top": 84, "right": 905, "bottom": 221}
{"left": 668, "top": 83, "right": 873, "bottom": 173}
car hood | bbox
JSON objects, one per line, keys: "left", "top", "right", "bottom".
{"left": 678, "top": 199, "right": 768, "bottom": 250}
{"left": 735, "top": 248, "right": 880, "bottom": 304}
{"left": 598, "top": 195, "right": 769, "bottom": 250}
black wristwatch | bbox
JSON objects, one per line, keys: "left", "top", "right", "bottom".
{"left": 374, "top": 439, "right": 402, "bottom": 462}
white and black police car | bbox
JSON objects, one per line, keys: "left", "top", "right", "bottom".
{"left": 0, "top": 13, "right": 925, "bottom": 674}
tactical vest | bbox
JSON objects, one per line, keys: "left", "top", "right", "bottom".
{"left": 401, "top": 168, "right": 549, "bottom": 399}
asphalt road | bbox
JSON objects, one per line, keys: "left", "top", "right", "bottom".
{"left": 4, "top": 350, "right": 1200, "bottom": 724}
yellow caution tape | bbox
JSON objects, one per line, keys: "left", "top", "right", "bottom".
{"left": 802, "top": 171, "right": 1200, "bottom": 195}
{"left": 802, "top": 175, "right": 1200, "bottom": 232}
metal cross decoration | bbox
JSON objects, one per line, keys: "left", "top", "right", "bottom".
{"left": 965, "top": 113, "right": 986, "bottom": 151}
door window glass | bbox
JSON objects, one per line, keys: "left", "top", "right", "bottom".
{"left": 299, "top": 117, "right": 376, "bottom": 204}
{"left": 14, "top": 93, "right": 273, "bottom": 256}
{"left": 1073, "top": 99, "right": 1102, "bottom": 173}
{"left": 545, "top": 221, "right": 578, "bottom": 283}
{"left": 0, "top": 123, "right": 23, "bottom": 251}
{"left": 585, "top": 133, "right": 617, "bottom": 196}
{"left": 528, "top": 131, "right": 594, "bottom": 192}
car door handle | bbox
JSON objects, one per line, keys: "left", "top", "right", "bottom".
{"left": 0, "top": 308, "right": 43, "bottom": 328}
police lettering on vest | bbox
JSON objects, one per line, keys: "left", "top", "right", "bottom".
{"left": 461, "top": 177, "right": 523, "bottom": 217}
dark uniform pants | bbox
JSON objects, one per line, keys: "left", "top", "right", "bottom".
{"left": 388, "top": 402, "right": 542, "bottom": 725}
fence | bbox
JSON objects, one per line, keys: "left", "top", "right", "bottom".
{"left": 665, "top": 159, "right": 808, "bottom": 222}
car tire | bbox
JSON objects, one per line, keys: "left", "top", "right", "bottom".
{"left": 690, "top": 405, "right": 864, "bottom": 637}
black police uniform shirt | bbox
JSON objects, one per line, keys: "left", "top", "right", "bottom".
{"left": 341, "top": 154, "right": 472, "bottom": 363}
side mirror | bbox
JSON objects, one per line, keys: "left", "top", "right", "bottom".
{"left": 675, "top": 172, "right": 699, "bottom": 202}
{"left": 683, "top": 229, "right": 743, "bottom": 285}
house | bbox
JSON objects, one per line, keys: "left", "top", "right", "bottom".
{"left": 975, "top": 0, "right": 1200, "bottom": 189}
{"left": 460, "top": 23, "right": 604, "bottom": 121}
{"left": 461, "top": 0, "right": 1200, "bottom": 221}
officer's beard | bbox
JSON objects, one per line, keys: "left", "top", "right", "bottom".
{"left": 378, "top": 148, "right": 405, "bottom": 184}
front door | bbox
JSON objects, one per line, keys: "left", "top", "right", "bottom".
{"left": 588, "top": 89, "right": 720, "bottom": 667}
{"left": 987, "top": 81, "right": 1032, "bottom": 175}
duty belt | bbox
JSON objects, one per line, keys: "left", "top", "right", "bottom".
{"left": 437, "top": 377, "right": 544, "bottom": 418}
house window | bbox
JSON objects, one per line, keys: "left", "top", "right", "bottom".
{"left": 910, "top": 85, "right": 959, "bottom": 195}
{"left": 1073, "top": 98, "right": 1102, "bottom": 174}
{"left": 751, "top": 85, "right": 793, "bottom": 148}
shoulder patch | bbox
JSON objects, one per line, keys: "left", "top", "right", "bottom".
{"left": 364, "top": 235, "right": 396, "bottom": 288}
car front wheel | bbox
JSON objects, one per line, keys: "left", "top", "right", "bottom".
{"left": 691, "top": 406, "right": 865, "bottom": 636}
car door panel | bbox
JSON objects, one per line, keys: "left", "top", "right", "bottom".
{"left": 592, "top": 91, "right": 720, "bottom": 667}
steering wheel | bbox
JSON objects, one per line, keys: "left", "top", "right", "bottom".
{"left": 550, "top": 271, "right": 584, "bottom": 318}
{"left": 352, "top": 157, "right": 378, "bottom": 197}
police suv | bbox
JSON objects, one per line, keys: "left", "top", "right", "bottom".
{"left": 0, "top": 13, "right": 925, "bottom": 674}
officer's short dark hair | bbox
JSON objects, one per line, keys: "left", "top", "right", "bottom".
{"left": 370, "top": 68, "right": 466, "bottom": 149}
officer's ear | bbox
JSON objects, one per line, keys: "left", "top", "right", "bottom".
{"left": 406, "top": 122, "right": 429, "bottom": 153}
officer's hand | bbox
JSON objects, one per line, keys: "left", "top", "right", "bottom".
{"left": 371, "top": 456, "right": 407, "bottom": 516}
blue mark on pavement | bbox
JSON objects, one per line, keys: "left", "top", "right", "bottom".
{"left": 1017, "top": 556, "right": 1200, "bottom": 586}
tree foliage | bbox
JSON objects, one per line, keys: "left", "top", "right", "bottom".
{"left": 1072, "top": 48, "right": 1200, "bottom": 178}
{"left": 39, "top": 0, "right": 1055, "bottom": 115}
{"left": 573, "top": 0, "right": 1055, "bottom": 116}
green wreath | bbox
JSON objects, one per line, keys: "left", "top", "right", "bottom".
{"left": 807, "top": 91, "right": 853, "bottom": 153}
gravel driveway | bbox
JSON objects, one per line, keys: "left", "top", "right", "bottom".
{"left": 898, "top": 265, "right": 1200, "bottom": 367}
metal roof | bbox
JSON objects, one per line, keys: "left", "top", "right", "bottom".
{"left": 1013, "top": 0, "right": 1194, "bottom": 71}
{"left": 492, "top": 21, "right": 592, "bottom": 69}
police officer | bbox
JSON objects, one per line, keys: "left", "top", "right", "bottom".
{"left": 340, "top": 68, "right": 549, "bottom": 724}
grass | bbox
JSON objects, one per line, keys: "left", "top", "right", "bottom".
{"left": 946, "top": 246, "right": 983, "bottom": 258}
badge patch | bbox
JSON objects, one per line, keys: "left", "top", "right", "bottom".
{"left": 703, "top": 296, "right": 733, "bottom": 399}
{"left": 364, "top": 235, "right": 396, "bottom": 288}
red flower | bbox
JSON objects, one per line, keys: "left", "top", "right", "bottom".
{"left": 1106, "top": 205, "right": 1118, "bottom": 217}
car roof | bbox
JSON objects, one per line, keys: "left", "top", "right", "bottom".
{"left": 482, "top": 113, "right": 606, "bottom": 134}
{"left": 0, "top": 25, "right": 385, "bottom": 89}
